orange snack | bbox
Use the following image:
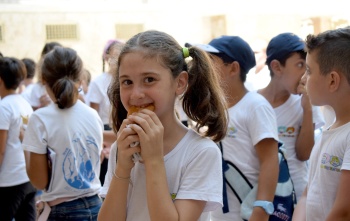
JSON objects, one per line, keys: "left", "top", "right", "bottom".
{"left": 128, "top": 104, "right": 155, "bottom": 116}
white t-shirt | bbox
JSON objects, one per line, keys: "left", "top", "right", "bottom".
{"left": 306, "top": 122, "right": 350, "bottom": 221}
{"left": 21, "top": 83, "right": 50, "bottom": 108}
{"left": 22, "top": 100, "right": 104, "bottom": 202}
{"left": 245, "top": 65, "right": 270, "bottom": 91}
{"left": 274, "top": 94, "right": 325, "bottom": 200}
{"left": 100, "top": 129, "right": 223, "bottom": 221}
{"left": 211, "top": 92, "right": 279, "bottom": 221}
{"left": 0, "top": 94, "right": 33, "bottom": 187}
{"left": 86, "top": 72, "right": 113, "bottom": 125}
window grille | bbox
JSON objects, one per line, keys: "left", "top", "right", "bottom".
{"left": 46, "top": 24, "right": 78, "bottom": 40}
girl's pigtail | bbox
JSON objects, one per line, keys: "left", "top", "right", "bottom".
{"left": 52, "top": 77, "right": 78, "bottom": 109}
{"left": 182, "top": 47, "right": 228, "bottom": 142}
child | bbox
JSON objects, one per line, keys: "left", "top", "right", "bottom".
{"left": 22, "top": 42, "right": 61, "bottom": 110}
{"left": 258, "top": 33, "right": 325, "bottom": 200}
{"left": 0, "top": 57, "right": 36, "bottom": 220}
{"left": 22, "top": 47, "right": 104, "bottom": 220}
{"left": 18, "top": 58, "right": 36, "bottom": 94}
{"left": 87, "top": 39, "right": 124, "bottom": 185}
{"left": 292, "top": 27, "right": 350, "bottom": 221}
{"left": 191, "top": 36, "right": 280, "bottom": 221}
{"left": 98, "top": 30, "right": 228, "bottom": 221}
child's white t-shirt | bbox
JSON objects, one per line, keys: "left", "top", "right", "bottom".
{"left": 211, "top": 91, "right": 279, "bottom": 221}
{"left": 21, "top": 83, "right": 50, "bottom": 108}
{"left": 100, "top": 129, "right": 223, "bottom": 221}
{"left": 274, "top": 94, "right": 325, "bottom": 200}
{"left": 306, "top": 122, "right": 350, "bottom": 221}
{"left": 0, "top": 94, "right": 33, "bottom": 187}
{"left": 22, "top": 100, "right": 104, "bottom": 202}
{"left": 86, "top": 72, "right": 112, "bottom": 125}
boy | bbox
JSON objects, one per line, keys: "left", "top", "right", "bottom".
{"left": 293, "top": 27, "right": 350, "bottom": 220}
{"left": 0, "top": 57, "right": 36, "bottom": 220}
{"left": 190, "top": 36, "right": 280, "bottom": 221}
{"left": 258, "top": 33, "right": 325, "bottom": 200}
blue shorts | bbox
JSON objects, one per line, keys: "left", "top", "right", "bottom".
{"left": 48, "top": 194, "right": 102, "bottom": 221}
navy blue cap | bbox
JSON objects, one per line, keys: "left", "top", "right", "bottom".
{"left": 266, "top": 33, "right": 305, "bottom": 65}
{"left": 186, "top": 36, "right": 256, "bottom": 74}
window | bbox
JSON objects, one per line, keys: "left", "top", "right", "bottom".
{"left": 46, "top": 24, "right": 78, "bottom": 40}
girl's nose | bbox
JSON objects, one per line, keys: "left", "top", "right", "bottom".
{"left": 130, "top": 86, "right": 145, "bottom": 100}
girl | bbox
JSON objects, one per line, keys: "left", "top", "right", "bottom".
{"left": 0, "top": 57, "right": 36, "bottom": 221}
{"left": 87, "top": 39, "right": 124, "bottom": 185}
{"left": 98, "top": 30, "right": 228, "bottom": 221}
{"left": 23, "top": 47, "right": 104, "bottom": 220}
{"left": 21, "top": 42, "right": 62, "bottom": 110}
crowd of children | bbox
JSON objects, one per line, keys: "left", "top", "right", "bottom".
{"left": 0, "top": 26, "right": 349, "bottom": 221}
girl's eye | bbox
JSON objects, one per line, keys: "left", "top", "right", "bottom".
{"left": 145, "top": 77, "right": 155, "bottom": 83}
{"left": 121, "top": 79, "right": 132, "bottom": 85}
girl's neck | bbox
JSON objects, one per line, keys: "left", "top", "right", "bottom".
{"left": 162, "top": 115, "right": 188, "bottom": 156}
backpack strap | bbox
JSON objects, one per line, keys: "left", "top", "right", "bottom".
{"left": 219, "top": 142, "right": 253, "bottom": 213}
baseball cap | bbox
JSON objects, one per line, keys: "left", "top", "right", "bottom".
{"left": 266, "top": 33, "right": 305, "bottom": 65}
{"left": 186, "top": 36, "right": 256, "bottom": 74}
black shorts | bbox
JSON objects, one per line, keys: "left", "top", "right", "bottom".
{"left": 0, "top": 181, "right": 36, "bottom": 221}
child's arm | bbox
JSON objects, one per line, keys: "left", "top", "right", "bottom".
{"left": 250, "top": 138, "right": 279, "bottom": 221}
{"left": 292, "top": 187, "right": 307, "bottom": 221}
{"left": 103, "top": 130, "right": 117, "bottom": 146}
{"left": 98, "top": 119, "right": 137, "bottom": 220}
{"left": 24, "top": 151, "right": 49, "bottom": 190}
{"left": 325, "top": 170, "right": 350, "bottom": 221}
{"left": 296, "top": 78, "right": 315, "bottom": 161}
{"left": 0, "top": 130, "right": 7, "bottom": 168}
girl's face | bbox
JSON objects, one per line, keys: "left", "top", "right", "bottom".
{"left": 118, "top": 52, "right": 182, "bottom": 120}
{"left": 279, "top": 52, "right": 306, "bottom": 94}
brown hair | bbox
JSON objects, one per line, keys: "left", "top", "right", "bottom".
{"left": 41, "top": 47, "right": 82, "bottom": 109}
{"left": 0, "top": 57, "right": 26, "bottom": 90}
{"left": 108, "top": 30, "right": 228, "bottom": 142}
{"left": 305, "top": 26, "right": 350, "bottom": 85}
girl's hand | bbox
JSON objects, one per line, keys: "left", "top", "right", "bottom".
{"left": 116, "top": 118, "right": 141, "bottom": 172}
{"left": 127, "top": 109, "right": 164, "bottom": 163}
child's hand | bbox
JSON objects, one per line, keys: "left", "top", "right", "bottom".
{"left": 116, "top": 118, "right": 141, "bottom": 172}
{"left": 126, "top": 109, "right": 164, "bottom": 164}
{"left": 39, "top": 94, "right": 51, "bottom": 107}
{"left": 297, "top": 75, "right": 312, "bottom": 111}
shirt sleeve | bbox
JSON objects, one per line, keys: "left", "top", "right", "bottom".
{"left": 22, "top": 113, "right": 48, "bottom": 154}
{"left": 0, "top": 105, "right": 10, "bottom": 130}
{"left": 87, "top": 79, "right": 103, "bottom": 105}
{"left": 249, "top": 104, "right": 279, "bottom": 146}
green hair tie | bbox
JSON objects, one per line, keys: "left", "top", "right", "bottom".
{"left": 182, "top": 47, "right": 190, "bottom": 58}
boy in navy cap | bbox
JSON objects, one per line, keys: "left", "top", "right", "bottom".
{"left": 258, "top": 33, "right": 324, "bottom": 202}
{"left": 293, "top": 27, "right": 350, "bottom": 221}
{"left": 191, "top": 36, "right": 280, "bottom": 221}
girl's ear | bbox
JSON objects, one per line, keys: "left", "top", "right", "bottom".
{"left": 175, "top": 71, "right": 188, "bottom": 96}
